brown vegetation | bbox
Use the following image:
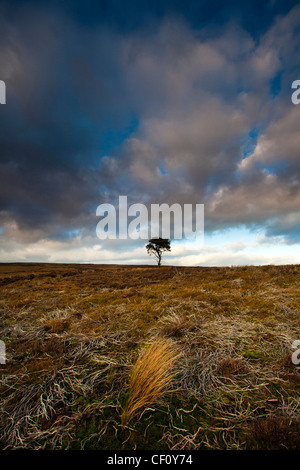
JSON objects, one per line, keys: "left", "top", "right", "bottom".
{"left": 0, "top": 263, "right": 299, "bottom": 449}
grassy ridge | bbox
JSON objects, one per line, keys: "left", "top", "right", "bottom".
{"left": 0, "top": 263, "right": 299, "bottom": 449}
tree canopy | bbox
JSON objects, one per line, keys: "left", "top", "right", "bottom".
{"left": 146, "top": 238, "right": 171, "bottom": 267}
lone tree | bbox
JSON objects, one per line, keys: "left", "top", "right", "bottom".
{"left": 146, "top": 238, "right": 171, "bottom": 267}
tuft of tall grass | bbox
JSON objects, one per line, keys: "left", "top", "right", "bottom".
{"left": 121, "top": 339, "right": 181, "bottom": 425}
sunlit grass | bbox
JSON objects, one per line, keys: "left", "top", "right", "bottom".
{"left": 0, "top": 263, "right": 299, "bottom": 450}
{"left": 121, "top": 339, "right": 181, "bottom": 425}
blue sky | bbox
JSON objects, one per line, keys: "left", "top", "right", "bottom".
{"left": 0, "top": 0, "right": 300, "bottom": 265}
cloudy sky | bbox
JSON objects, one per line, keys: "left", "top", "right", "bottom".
{"left": 0, "top": 0, "right": 300, "bottom": 266}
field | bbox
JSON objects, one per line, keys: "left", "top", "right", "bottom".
{"left": 0, "top": 262, "right": 300, "bottom": 450}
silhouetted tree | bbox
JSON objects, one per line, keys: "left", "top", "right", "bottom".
{"left": 146, "top": 238, "right": 171, "bottom": 267}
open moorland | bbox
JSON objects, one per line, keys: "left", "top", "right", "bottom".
{"left": 0, "top": 263, "right": 299, "bottom": 450}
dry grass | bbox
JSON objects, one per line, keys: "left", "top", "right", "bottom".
{"left": 158, "top": 312, "right": 191, "bottom": 338}
{"left": 247, "top": 414, "right": 300, "bottom": 449}
{"left": 217, "top": 357, "right": 249, "bottom": 378}
{"left": 121, "top": 339, "right": 181, "bottom": 425}
{"left": 0, "top": 263, "right": 299, "bottom": 450}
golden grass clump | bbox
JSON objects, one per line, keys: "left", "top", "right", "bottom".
{"left": 121, "top": 339, "right": 181, "bottom": 425}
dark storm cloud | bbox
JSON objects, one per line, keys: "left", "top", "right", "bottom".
{"left": 99, "top": 6, "right": 300, "bottom": 224}
{"left": 0, "top": 0, "right": 300, "bottom": 261}
{"left": 0, "top": 4, "right": 136, "bottom": 237}
{"left": 6, "top": 0, "right": 298, "bottom": 36}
